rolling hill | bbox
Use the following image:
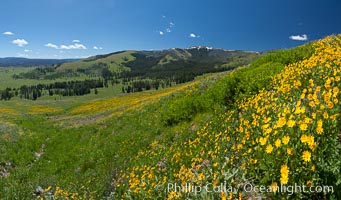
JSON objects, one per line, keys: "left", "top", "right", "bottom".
{"left": 0, "top": 57, "right": 79, "bottom": 67}
{"left": 56, "top": 47, "right": 260, "bottom": 78}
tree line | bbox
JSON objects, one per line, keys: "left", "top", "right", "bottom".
{"left": 0, "top": 79, "right": 104, "bottom": 101}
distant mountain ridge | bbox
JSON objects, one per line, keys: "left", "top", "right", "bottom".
{"left": 58, "top": 46, "right": 259, "bottom": 75}
{"left": 0, "top": 57, "right": 79, "bottom": 67}
{"left": 8, "top": 47, "right": 260, "bottom": 83}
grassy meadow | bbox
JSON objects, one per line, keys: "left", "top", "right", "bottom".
{"left": 0, "top": 35, "right": 341, "bottom": 200}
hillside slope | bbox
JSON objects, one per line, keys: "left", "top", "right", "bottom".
{"left": 56, "top": 47, "right": 259, "bottom": 79}
{"left": 111, "top": 35, "right": 341, "bottom": 199}
{"left": 1, "top": 35, "right": 340, "bottom": 199}
{"left": 0, "top": 57, "right": 78, "bottom": 67}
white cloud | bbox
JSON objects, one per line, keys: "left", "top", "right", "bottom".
{"left": 289, "top": 34, "right": 308, "bottom": 41}
{"left": 190, "top": 33, "right": 198, "bottom": 38}
{"left": 45, "top": 42, "right": 87, "bottom": 50}
{"left": 3, "top": 31, "right": 14, "bottom": 35}
{"left": 166, "top": 28, "right": 171, "bottom": 33}
{"left": 45, "top": 43, "right": 59, "bottom": 49}
{"left": 24, "top": 49, "right": 32, "bottom": 52}
{"left": 72, "top": 39, "right": 80, "bottom": 43}
{"left": 12, "top": 39, "right": 28, "bottom": 47}
{"left": 162, "top": 15, "right": 166, "bottom": 18}
{"left": 60, "top": 43, "right": 87, "bottom": 50}
{"left": 169, "top": 22, "right": 175, "bottom": 27}
{"left": 159, "top": 31, "right": 164, "bottom": 36}
{"left": 93, "top": 46, "right": 103, "bottom": 50}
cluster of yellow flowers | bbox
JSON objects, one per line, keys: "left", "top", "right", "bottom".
{"left": 71, "top": 81, "right": 198, "bottom": 115}
{"left": 39, "top": 185, "right": 95, "bottom": 200}
{"left": 0, "top": 107, "right": 18, "bottom": 115}
{"left": 34, "top": 35, "right": 339, "bottom": 199}
{"left": 28, "top": 105, "right": 62, "bottom": 114}
{"left": 280, "top": 165, "right": 289, "bottom": 184}
{"left": 115, "top": 35, "right": 341, "bottom": 199}
{"left": 54, "top": 186, "right": 80, "bottom": 199}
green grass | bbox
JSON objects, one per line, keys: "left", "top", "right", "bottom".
{"left": 57, "top": 51, "right": 135, "bottom": 72}
{"left": 0, "top": 48, "right": 294, "bottom": 198}
{"left": 0, "top": 61, "right": 280, "bottom": 198}
{"left": 0, "top": 75, "right": 209, "bottom": 199}
{"left": 1, "top": 36, "right": 339, "bottom": 199}
{"left": 0, "top": 67, "right": 94, "bottom": 89}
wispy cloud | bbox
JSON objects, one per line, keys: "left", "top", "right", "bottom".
{"left": 24, "top": 49, "right": 32, "bottom": 52}
{"left": 3, "top": 31, "right": 14, "bottom": 35}
{"left": 93, "top": 46, "right": 103, "bottom": 50}
{"left": 45, "top": 42, "right": 87, "bottom": 50}
{"left": 60, "top": 43, "right": 87, "bottom": 50}
{"left": 190, "top": 33, "right": 199, "bottom": 38}
{"left": 72, "top": 39, "right": 80, "bottom": 43}
{"left": 158, "top": 21, "right": 175, "bottom": 36}
{"left": 45, "top": 43, "right": 59, "bottom": 49}
{"left": 289, "top": 34, "right": 308, "bottom": 41}
{"left": 12, "top": 39, "right": 28, "bottom": 47}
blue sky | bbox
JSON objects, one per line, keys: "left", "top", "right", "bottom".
{"left": 0, "top": 0, "right": 340, "bottom": 58}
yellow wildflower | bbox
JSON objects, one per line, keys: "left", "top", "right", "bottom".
{"left": 327, "top": 102, "right": 334, "bottom": 109}
{"left": 287, "top": 148, "right": 293, "bottom": 155}
{"left": 307, "top": 180, "right": 313, "bottom": 187}
{"left": 333, "top": 86, "right": 339, "bottom": 95}
{"left": 270, "top": 182, "right": 278, "bottom": 193}
{"left": 275, "top": 139, "right": 281, "bottom": 148}
{"left": 323, "top": 112, "right": 329, "bottom": 119}
{"left": 276, "top": 117, "right": 286, "bottom": 128}
{"left": 266, "top": 144, "right": 273, "bottom": 153}
{"left": 259, "top": 137, "right": 267, "bottom": 146}
{"left": 282, "top": 136, "right": 290, "bottom": 145}
{"left": 302, "top": 151, "right": 311, "bottom": 162}
{"left": 316, "top": 126, "right": 323, "bottom": 134}
{"left": 167, "top": 191, "right": 180, "bottom": 200}
{"left": 309, "top": 142, "right": 317, "bottom": 151}
{"left": 220, "top": 192, "right": 227, "bottom": 200}
{"left": 317, "top": 119, "right": 323, "bottom": 127}
{"left": 287, "top": 120, "right": 296, "bottom": 128}
{"left": 299, "top": 123, "right": 308, "bottom": 131}
{"left": 280, "top": 164, "right": 289, "bottom": 184}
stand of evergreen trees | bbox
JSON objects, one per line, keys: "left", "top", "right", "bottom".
{"left": 0, "top": 79, "right": 104, "bottom": 101}
{"left": 0, "top": 88, "right": 14, "bottom": 100}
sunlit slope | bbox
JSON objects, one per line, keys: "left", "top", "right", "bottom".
{"left": 54, "top": 81, "right": 199, "bottom": 127}
{"left": 114, "top": 35, "right": 341, "bottom": 199}
{"left": 0, "top": 79, "right": 201, "bottom": 199}
{"left": 2, "top": 35, "right": 340, "bottom": 200}
{"left": 56, "top": 48, "right": 258, "bottom": 76}
{"left": 0, "top": 80, "right": 198, "bottom": 128}
{"left": 57, "top": 50, "right": 136, "bottom": 72}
